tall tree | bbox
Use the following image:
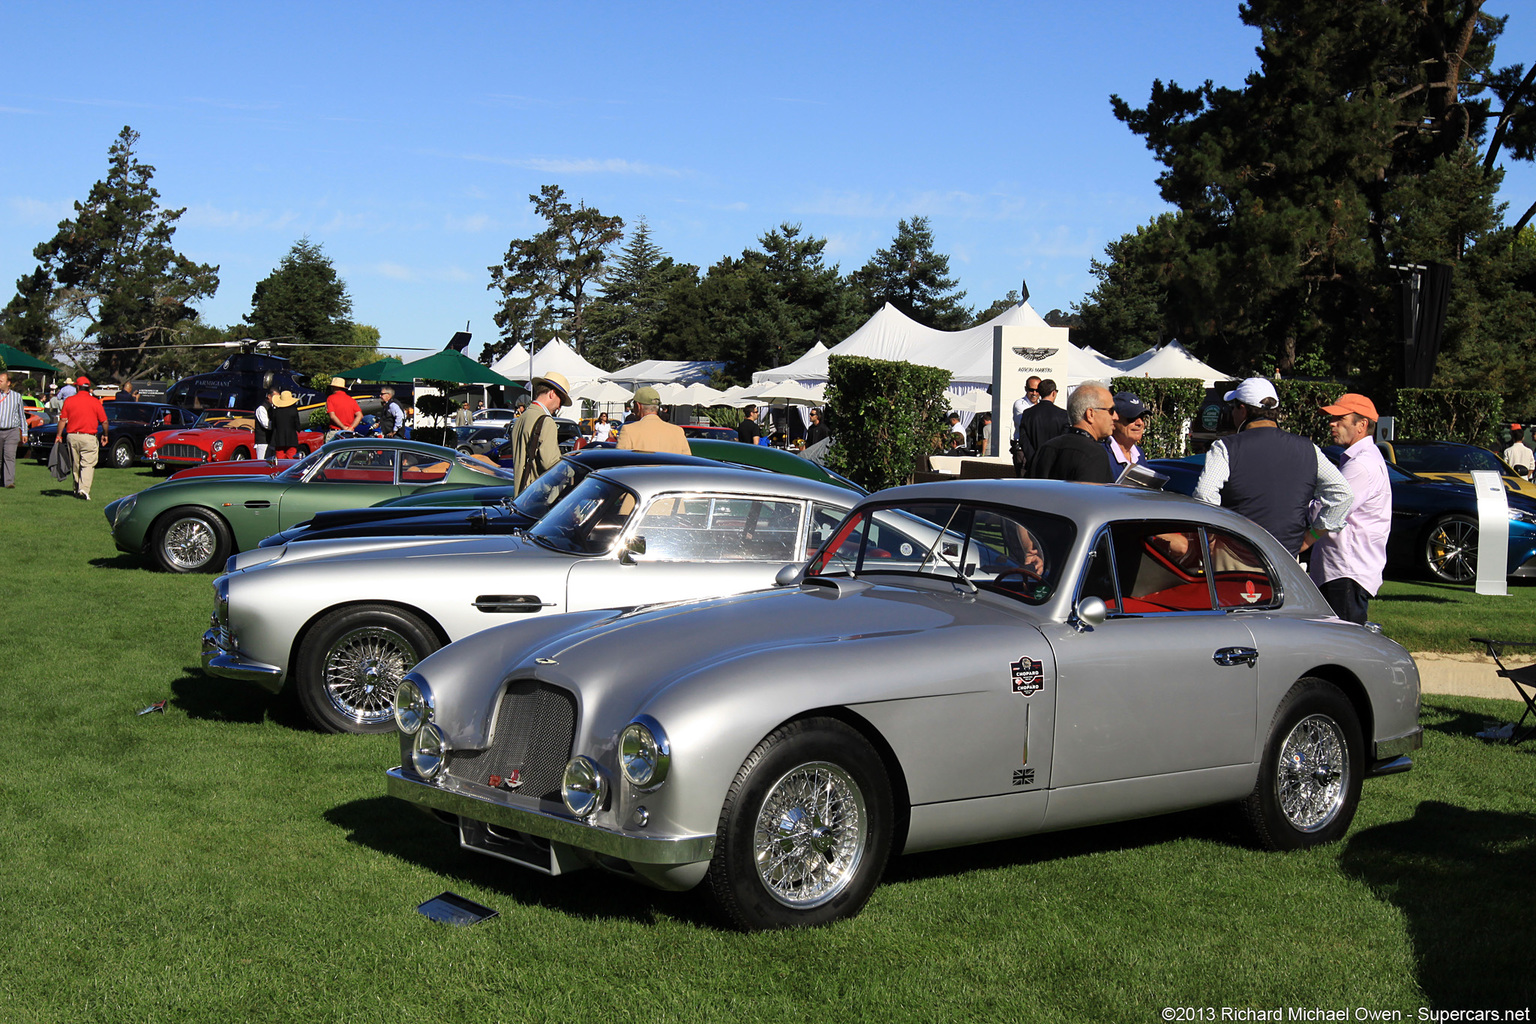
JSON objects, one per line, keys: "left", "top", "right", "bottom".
{"left": 486, "top": 184, "right": 624, "bottom": 361}
{"left": 28, "top": 126, "right": 219, "bottom": 379}
{"left": 245, "top": 238, "right": 355, "bottom": 354}
{"left": 0, "top": 268, "right": 62, "bottom": 358}
{"left": 850, "top": 216, "right": 970, "bottom": 330}
{"left": 583, "top": 219, "right": 693, "bottom": 370}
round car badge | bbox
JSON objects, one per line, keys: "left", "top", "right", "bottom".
{"left": 900, "top": 543, "right": 914, "bottom": 557}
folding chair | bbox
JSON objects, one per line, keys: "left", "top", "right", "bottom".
{"left": 1468, "top": 637, "right": 1536, "bottom": 745}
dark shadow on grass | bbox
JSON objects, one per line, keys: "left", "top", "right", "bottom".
{"left": 1340, "top": 801, "right": 1536, "bottom": 1009}
{"left": 41, "top": 487, "right": 78, "bottom": 498}
{"left": 1371, "top": 594, "right": 1455, "bottom": 605}
{"left": 88, "top": 553, "right": 145, "bottom": 570}
{"left": 170, "top": 669, "right": 313, "bottom": 730}
{"left": 325, "top": 796, "right": 711, "bottom": 928}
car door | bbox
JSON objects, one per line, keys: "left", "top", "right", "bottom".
{"left": 1043, "top": 519, "right": 1261, "bottom": 789}
{"left": 276, "top": 448, "right": 405, "bottom": 529}
{"left": 565, "top": 493, "right": 813, "bottom": 611}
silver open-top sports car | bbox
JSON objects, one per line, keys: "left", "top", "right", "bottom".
{"left": 386, "top": 479, "right": 1422, "bottom": 929}
{"left": 202, "top": 466, "right": 857, "bottom": 734}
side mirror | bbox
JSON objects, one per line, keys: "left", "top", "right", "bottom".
{"left": 774, "top": 563, "right": 804, "bottom": 587}
{"left": 619, "top": 535, "right": 647, "bottom": 565}
{"left": 1070, "top": 596, "right": 1108, "bottom": 632}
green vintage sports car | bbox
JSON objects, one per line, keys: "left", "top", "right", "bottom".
{"left": 103, "top": 438, "right": 516, "bottom": 573}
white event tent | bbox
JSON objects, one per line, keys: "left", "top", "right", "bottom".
{"left": 609, "top": 359, "right": 727, "bottom": 386}
{"left": 1109, "top": 339, "right": 1232, "bottom": 389}
{"left": 488, "top": 339, "right": 609, "bottom": 386}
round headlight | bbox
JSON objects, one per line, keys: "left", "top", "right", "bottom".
{"left": 113, "top": 494, "right": 137, "bottom": 527}
{"left": 394, "top": 677, "right": 433, "bottom": 735}
{"left": 411, "top": 723, "right": 447, "bottom": 781}
{"left": 144, "top": 437, "right": 157, "bottom": 449}
{"left": 562, "top": 755, "right": 606, "bottom": 818}
{"left": 212, "top": 440, "right": 224, "bottom": 453}
{"left": 620, "top": 715, "right": 670, "bottom": 790}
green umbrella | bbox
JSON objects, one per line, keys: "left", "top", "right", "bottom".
{"left": 375, "top": 348, "right": 523, "bottom": 388}
{"left": 0, "top": 343, "right": 62, "bottom": 374}
{"left": 336, "top": 355, "right": 405, "bottom": 382}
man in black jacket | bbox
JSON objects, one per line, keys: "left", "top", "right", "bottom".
{"left": 1028, "top": 382, "right": 1118, "bottom": 483}
{"left": 1014, "top": 378, "right": 1069, "bottom": 475}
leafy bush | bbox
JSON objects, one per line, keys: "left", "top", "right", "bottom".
{"left": 1107, "top": 376, "right": 1206, "bottom": 457}
{"left": 1274, "top": 380, "right": 1347, "bottom": 448}
{"left": 825, "top": 355, "right": 950, "bottom": 490}
{"left": 706, "top": 405, "right": 743, "bottom": 430}
{"left": 1395, "top": 388, "right": 1504, "bottom": 446}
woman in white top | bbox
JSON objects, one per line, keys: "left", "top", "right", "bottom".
{"left": 591, "top": 412, "right": 613, "bottom": 443}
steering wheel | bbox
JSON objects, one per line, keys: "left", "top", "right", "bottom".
{"left": 989, "top": 566, "right": 1048, "bottom": 587}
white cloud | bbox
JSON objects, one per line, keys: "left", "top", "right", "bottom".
{"left": 180, "top": 203, "right": 300, "bottom": 231}
{"left": 355, "top": 262, "right": 475, "bottom": 284}
{"left": 8, "top": 196, "right": 75, "bottom": 224}
{"left": 444, "top": 212, "right": 492, "bottom": 233}
{"left": 441, "top": 149, "right": 686, "bottom": 177}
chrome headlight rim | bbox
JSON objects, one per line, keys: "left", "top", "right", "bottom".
{"left": 113, "top": 494, "right": 138, "bottom": 527}
{"left": 394, "top": 675, "right": 434, "bottom": 735}
{"left": 562, "top": 755, "right": 607, "bottom": 818}
{"left": 1509, "top": 506, "right": 1536, "bottom": 524}
{"left": 411, "top": 723, "right": 447, "bottom": 781}
{"left": 211, "top": 440, "right": 224, "bottom": 453}
{"left": 619, "top": 714, "right": 671, "bottom": 791}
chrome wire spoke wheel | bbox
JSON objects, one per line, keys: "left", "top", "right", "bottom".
{"left": 752, "top": 761, "right": 867, "bottom": 909}
{"left": 320, "top": 626, "right": 417, "bottom": 725}
{"left": 163, "top": 517, "right": 216, "bottom": 570}
{"left": 1274, "top": 713, "right": 1348, "bottom": 832}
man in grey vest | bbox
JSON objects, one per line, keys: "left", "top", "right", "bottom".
{"left": 1193, "top": 377, "right": 1351, "bottom": 557}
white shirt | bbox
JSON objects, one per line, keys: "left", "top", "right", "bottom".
{"left": 1011, "top": 396, "right": 1033, "bottom": 440}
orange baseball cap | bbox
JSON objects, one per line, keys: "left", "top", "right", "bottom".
{"left": 1319, "top": 393, "right": 1379, "bottom": 420}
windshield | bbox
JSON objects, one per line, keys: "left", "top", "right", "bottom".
{"left": 275, "top": 449, "right": 326, "bottom": 482}
{"left": 454, "top": 454, "right": 515, "bottom": 480}
{"left": 805, "top": 500, "right": 1076, "bottom": 605}
{"left": 193, "top": 410, "right": 250, "bottom": 429}
{"left": 527, "top": 475, "right": 637, "bottom": 555}
{"left": 1394, "top": 444, "right": 1506, "bottom": 474}
{"left": 512, "top": 457, "right": 589, "bottom": 519}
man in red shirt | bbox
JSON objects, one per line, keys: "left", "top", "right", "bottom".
{"left": 58, "top": 375, "right": 108, "bottom": 500}
{"left": 325, "top": 377, "right": 363, "bottom": 440}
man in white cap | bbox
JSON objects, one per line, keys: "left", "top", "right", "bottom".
{"left": 1193, "top": 377, "right": 1352, "bottom": 557}
{"left": 617, "top": 386, "right": 690, "bottom": 455}
{"left": 509, "top": 370, "right": 571, "bottom": 494}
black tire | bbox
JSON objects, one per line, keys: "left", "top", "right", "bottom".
{"left": 1423, "top": 514, "right": 1478, "bottom": 584}
{"left": 705, "top": 717, "right": 893, "bottom": 930}
{"left": 295, "top": 444, "right": 310, "bottom": 457}
{"left": 148, "top": 507, "right": 233, "bottom": 574}
{"left": 230, "top": 446, "right": 251, "bottom": 461}
{"left": 1242, "top": 678, "right": 1363, "bottom": 851}
{"left": 295, "top": 606, "right": 440, "bottom": 734}
{"left": 109, "top": 438, "right": 135, "bottom": 469}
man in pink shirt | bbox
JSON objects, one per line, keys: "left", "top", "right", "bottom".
{"left": 1309, "top": 393, "right": 1391, "bottom": 623}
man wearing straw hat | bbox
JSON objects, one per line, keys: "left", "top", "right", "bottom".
{"left": 509, "top": 370, "right": 572, "bottom": 495}
{"left": 617, "top": 385, "right": 690, "bottom": 455}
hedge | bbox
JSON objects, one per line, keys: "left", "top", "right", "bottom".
{"left": 825, "top": 355, "right": 951, "bottom": 490}
{"left": 1393, "top": 389, "right": 1503, "bottom": 447}
{"left": 1106, "top": 377, "right": 1206, "bottom": 458}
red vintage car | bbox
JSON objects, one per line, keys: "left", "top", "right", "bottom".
{"left": 168, "top": 458, "right": 304, "bottom": 480}
{"left": 142, "top": 410, "right": 323, "bottom": 473}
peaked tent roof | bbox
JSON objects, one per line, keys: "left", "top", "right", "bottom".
{"left": 486, "top": 342, "right": 530, "bottom": 379}
{"left": 0, "top": 343, "right": 61, "bottom": 374}
{"left": 337, "top": 355, "right": 406, "bottom": 382}
{"left": 491, "top": 339, "right": 609, "bottom": 386}
{"left": 608, "top": 359, "right": 727, "bottom": 385}
{"left": 1112, "top": 340, "right": 1234, "bottom": 388}
{"left": 375, "top": 349, "right": 523, "bottom": 388}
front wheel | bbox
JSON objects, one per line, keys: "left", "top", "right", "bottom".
{"left": 110, "top": 438, "right": 136, "bottom": 468}
{"left": 149, "top": 507, "right": 232, "bottom": 573}
{"left": 295, "top": 606, "right": 441, "bottom": 733}
{"left": 705, "top": 717, "right": 893, "bottom": 930}
{"left": 1423, "top": 514, "right": 1478, "bottom": 584}
{"left": 229, "top": 446, "right": 251, "bottom": 461}
{"left": 1242, "top": 678, "right": 1363, "bottom": 850}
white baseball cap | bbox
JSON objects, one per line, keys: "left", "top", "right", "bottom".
{"left": 1224, "top": 377, "right": 1279, "bottom": 407}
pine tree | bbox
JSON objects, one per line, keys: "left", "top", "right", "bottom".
{"left": 850, "top": 216, "right": 970, "bottom": 330}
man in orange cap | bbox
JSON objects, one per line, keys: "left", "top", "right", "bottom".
{"left": 1310, "top": 393, "right": 1391, "bottom": 623}
{"left": 57, "top": 375, "right": 108, "bottom": 500}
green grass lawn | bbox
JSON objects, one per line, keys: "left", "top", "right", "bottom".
{"left": 1, "top": 459, "right": 1533, "bottom": 1022}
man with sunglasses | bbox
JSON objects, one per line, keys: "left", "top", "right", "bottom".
{"left": 1028, "top": 381, "right": 1118, "bottom": 483}
{"left": 1010, "top": 375, "right": 1042, "bottom": 473}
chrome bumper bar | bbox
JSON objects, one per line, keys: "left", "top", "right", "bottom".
{"left": 201, "top": 626, "right": 285, "bottom": 693}
{"left": 386, "top": 766, "right": 715, "bottom": 866}
{"left": 1372, "top": 726, "right": 1422, "bottom": 761}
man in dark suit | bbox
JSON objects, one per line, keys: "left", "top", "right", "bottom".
{"left": 1014, "top": 378, "right": 1069, "bottom": 476}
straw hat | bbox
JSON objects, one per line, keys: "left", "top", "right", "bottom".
{"left": 271, "top": 390, "right": 298, "bottom": 408}
{"left": 532, "top": 370, "right": 572, "bottom": 408}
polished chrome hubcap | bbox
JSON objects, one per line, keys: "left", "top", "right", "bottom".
{"left": 163, "top": 518, "right": 215, "bottom": 570}
{"left": 753, "top": 761, "right": 866, "bottom": 908}
{"left": 1428, "top": 520, "right": 1477, "bottom": 583}
{"left": 321, "top": 627, "right": 417, "bottom": 725}
{"left": 1275, "top": 713, "right": 1348, "bottom": 832}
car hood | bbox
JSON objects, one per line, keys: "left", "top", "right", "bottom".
{"left": 230, "top": 531, "right": 552, "bottom": 571}
{"left": 423, "top": 574, "right": 1045, "bottom": 744}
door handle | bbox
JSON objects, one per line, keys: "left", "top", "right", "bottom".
{"left": 1213, "top": 646, "right": 1259, "bottom": 666}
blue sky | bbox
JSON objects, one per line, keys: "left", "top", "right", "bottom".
{"left": 4, "top": 1, "right": 1534, "bottom": 363}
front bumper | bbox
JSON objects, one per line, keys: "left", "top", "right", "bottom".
{"left": 386, "top": 766, "right": 715, "bottom": 866}
{"left": 201, "top": 624, "right": 285, "bottom": 693}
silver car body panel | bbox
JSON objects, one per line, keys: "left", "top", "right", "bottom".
{"left": 390, "top": 479, "right": 1423, "bottom": 878}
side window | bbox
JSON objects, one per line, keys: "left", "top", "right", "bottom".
{"left": 1097, "top": 521, "right": 1213, "bottom": 613}
{"left": 808, "top": 502, "right": 847, "bottom": 554}
{"left": 313, "top": 449, "right": 397, "bottom": 483}
{"left": 634, "top": 495, "right": 805, "bottom": 561}
{"left": 400, "top": 451, "right": 450, "bottom": 484}
{"left": 1207, "top": 528, "right": 1279, "bottom": 609}
{"left": 1079, "top": 530, "right": 1118, "bottom": 607}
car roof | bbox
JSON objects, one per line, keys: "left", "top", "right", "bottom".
{"left": 589, "top": 464, "right": 857, "bottom": 504}
{"left": 318, "top": 437, "right": 462, "bottom": 458}
{"left": 565, "top": 447, "right": 718, "bottom": 470}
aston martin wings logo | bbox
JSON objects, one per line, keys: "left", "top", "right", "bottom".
{"left": 1012, "top": 347, "right": 1058, "bottom": 361}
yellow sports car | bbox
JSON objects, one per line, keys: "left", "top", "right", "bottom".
{"left": 1377, "top": 440, "right": 1536, "bottom": 499}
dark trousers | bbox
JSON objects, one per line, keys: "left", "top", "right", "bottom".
{"left": 1318, "top": 577, "right": 1370, "bottom": 624}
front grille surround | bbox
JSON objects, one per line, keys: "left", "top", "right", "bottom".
{"left": 160, "top": 444, "right": 207, "bottom": 462}
{"left": 444, "top": 679, "right": 577, "bottom": 802}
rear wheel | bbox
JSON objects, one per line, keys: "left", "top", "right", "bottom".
{"left": 295, "top": 606, "right": 440, "bottom": 733}
{"left": 1423, "top": 514, "right": 1478, "bottom": 584}
{"left": 149, "top": 507, "right": 232, "bottom": 573}
{"left": 705, "top": 717, "right": 892, "bottom": 930}
{"left": 109, "top": 438, "right": 135, "bottom": 468}
{"left": 295, "top": 444, "right": 310, "bottom": 457}
{"left": 1242, "top": 678, "right": 1363, "bottom": 850}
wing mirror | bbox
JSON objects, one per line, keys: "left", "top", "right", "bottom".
{"left": 1069, "top": 596, "right": 1108, "bottom": 632}
{"left": 774, "top": 563, "right": 804, "bottom": 587}
{"left": 619, "top": 535, "right": 647, "bottom": 565}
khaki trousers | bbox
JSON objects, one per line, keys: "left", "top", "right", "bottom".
{"left": 68, "top": 433, "right": 100, "bottom": 497}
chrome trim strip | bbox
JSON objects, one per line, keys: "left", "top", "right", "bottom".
{"left": 386, "top": 766, "right": 715, "bottom": 865}
{"left": 1367, "top": 755, "right": 1414, "bottom": 778}
{"left": 200, "top": 627, "right": 284, "bottom": 690}
{"left": 1373, "top": 728, "right": 1423, "bottom": 760}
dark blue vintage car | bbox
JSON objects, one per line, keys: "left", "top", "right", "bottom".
{"left": 1147, "top": 452, "right": 1536, "bottom": 584}
{"left": 26, "top": 401, "right": 196, "bottom": 468}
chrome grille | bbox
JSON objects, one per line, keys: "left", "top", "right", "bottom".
{"left": 160, "top": 444, "right": 206, "bottom": 461}
{"left": 444, "top": 680, "right": 576, "bottom": 801}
